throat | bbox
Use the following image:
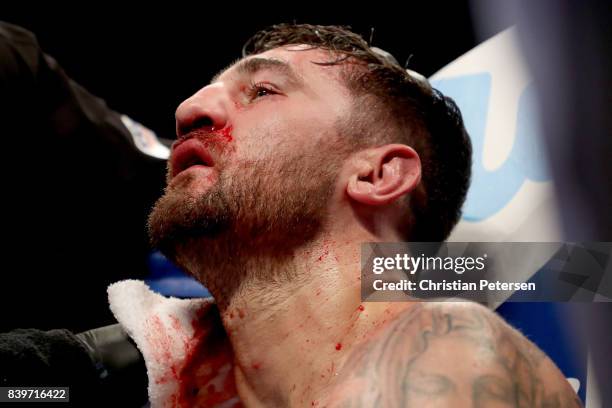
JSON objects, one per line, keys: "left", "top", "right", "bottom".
{"left": 221, "top": 287, "right": 403, "bottom": 406}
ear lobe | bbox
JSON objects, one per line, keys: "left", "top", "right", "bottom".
{"left": 347, "top": 145, "right": 421, "bottom": 206}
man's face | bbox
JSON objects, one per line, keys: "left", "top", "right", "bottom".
{"left": 148, "top": 46, "right": 355, "bottom": 260}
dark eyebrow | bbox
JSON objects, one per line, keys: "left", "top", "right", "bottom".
{"left": 211, "top": 57, "right": 303, "bottom": 87}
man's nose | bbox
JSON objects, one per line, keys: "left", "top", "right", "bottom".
{"left": 175, "top": 83, "right": 229, "bottom": 137}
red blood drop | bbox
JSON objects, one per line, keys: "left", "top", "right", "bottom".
{"left": 217, "top": 126, "right": 234, "bottom": 142}
{"left": 335, "top": 343, "right": 343, "bottom": 351}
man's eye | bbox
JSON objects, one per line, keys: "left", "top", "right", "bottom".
{"left": 247, "top": 83, "right": 278, "bottom": 101}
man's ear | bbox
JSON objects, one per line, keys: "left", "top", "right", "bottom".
{"left": 347, "top": 144, "right": 421, "bottom": 206}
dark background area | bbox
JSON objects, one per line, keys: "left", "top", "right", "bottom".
{"left": 2, "top": 3, "right": 493, "bottom": 140}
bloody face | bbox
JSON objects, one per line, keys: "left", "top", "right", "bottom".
{"left": 148, "top": 46, "right": 355, "bottom": 261}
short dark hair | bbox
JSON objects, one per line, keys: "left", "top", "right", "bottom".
{"left": 243, "top": 24, "right": 472, "bottom": 241}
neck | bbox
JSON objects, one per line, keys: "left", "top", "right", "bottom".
{"left": 183, "top": 227, "right": 412, "bottom": 406}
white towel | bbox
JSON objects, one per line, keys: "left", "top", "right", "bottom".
{"left": 108, "top": 280, "right": 240, "bottom": 407}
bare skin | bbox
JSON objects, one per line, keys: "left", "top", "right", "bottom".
{"left": 152, "top": 45, "right": 581, "bottom": 407}
{"left": 321, "top": 302, "right": 582, "bottom": 408}
{"left": 188, "top": 253, "right": 580, "bottom": 408}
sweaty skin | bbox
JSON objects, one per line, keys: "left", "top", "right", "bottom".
{"left": 151, "top": 45, "right": 581, "bottom": 407}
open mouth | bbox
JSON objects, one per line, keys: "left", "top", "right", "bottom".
{"left": 170, "top": 138, "right": 215, "bottom": 178}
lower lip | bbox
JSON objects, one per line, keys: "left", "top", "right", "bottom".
{"left": 172, "top": 165, "right": 216, "bottom": 181}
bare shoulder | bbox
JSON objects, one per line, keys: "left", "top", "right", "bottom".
{"left": 326, "top": 302, "right": 582, "bottom": 408}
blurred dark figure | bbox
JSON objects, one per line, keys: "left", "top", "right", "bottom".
{"left": 0, "top": 22, "right": 167, "bottom": 333}
{"left": 516, "top": 1, "right": 612, "bottom": 242}
{"left": 472, "top": 1, "right": 612, "bottom": 406}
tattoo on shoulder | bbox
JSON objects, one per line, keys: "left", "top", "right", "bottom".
{"left": 331, "top": 303, "right": 582, "bottom": 408}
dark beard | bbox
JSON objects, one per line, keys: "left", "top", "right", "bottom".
{"left": 147, "top": 170, "right": 232, "bottom": 258}
{"left": 147, "top": 152, "right": 341, "bottom": 282}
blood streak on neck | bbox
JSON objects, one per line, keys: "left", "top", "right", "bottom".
{"left": 164, "top": 307, "right": 239, "bottom": 407}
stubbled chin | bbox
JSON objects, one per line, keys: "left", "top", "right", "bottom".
{"left": 148, "top": 179, "right": 230, "bottom": 262}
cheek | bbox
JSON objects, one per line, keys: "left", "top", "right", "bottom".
{"left": 248, "top": 117, "right": 332, "bottom": 157}
{"left": 231, "top": 120, "right": 286, "bottom": 161}
{"left": 230, "top": 97, "right": 344, "bottom": 164}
